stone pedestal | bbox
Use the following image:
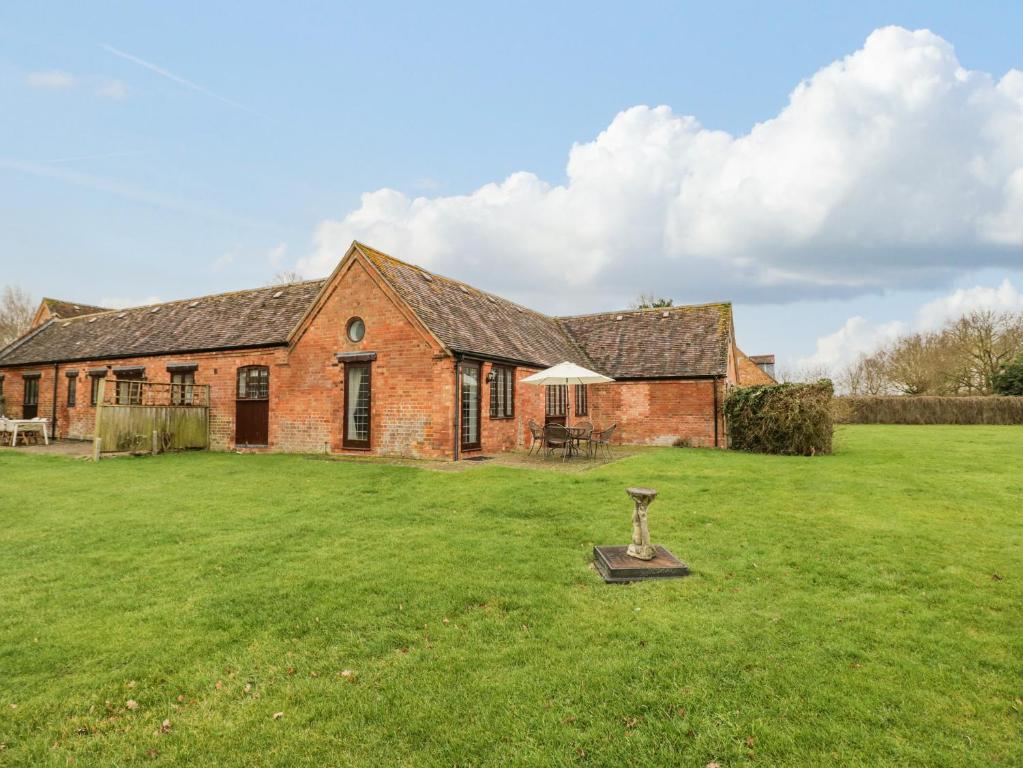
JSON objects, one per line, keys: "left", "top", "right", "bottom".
{"left": 626, "top": 486, "right": 658, "bottom": 560}
{"left": 593, "top": 485, "right": 689, "bottom": 583}
{"left": 593, "top": 545, "right": 689, "bottom": 583}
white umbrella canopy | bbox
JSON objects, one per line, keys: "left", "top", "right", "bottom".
{"left": 520, "top": 361, "right": 614, "bottom": 385}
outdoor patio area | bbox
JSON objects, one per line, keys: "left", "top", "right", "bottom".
{"left": 0, "top": 438, "right": 94, "bottom": 458}
{"left": 305, "top": 443, "right": 653, "bottom": 473}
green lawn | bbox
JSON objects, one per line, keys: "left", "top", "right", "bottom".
{"left": 1, "top": 426, "right": 1021, "bottom": 767}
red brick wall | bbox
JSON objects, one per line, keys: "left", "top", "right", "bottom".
{"left": 1, "top": 252, "right": 730, "bottom": 456}
{"left": 1, "top": 360, "right": 724, "bottom": 453}
{"left": 288, "top": 257, "right": 454, "bottom": 458}
{"left": 586, "top": 378, "right": 725, "bottom": 448}
{"left": 0, "top": 349, "right": 286, "bottom": 449}
{"left": 467, "top": 362, "right": 545, "bottom": 454}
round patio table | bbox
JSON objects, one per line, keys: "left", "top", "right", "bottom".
{"left": 564, "top": 426, "right": 591, "bottom": 459}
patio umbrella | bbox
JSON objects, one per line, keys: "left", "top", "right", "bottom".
{"left": 520, "top": 361, "right": 614, "bottom": 385}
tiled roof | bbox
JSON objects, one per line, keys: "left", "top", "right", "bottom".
{"left": 358, "top": 244, "right": 731, "bottom": 378}
{"left": 357, "top": 243, "right": 591, "bottom": 368}
{"left": 1, "top": 242, "right": 735, "bottom": 379}
{"left": 557, "top": 304, "right": 733, "bottom": 378}
{"left": 42, "top": 298, "right": 110, "bottom": 319}
{"left": 0, "top": 281, "right": 326, "bottom": 366}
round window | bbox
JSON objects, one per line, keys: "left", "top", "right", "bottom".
{"left": 346, "top": 317, "right": 366, "bottom": 343}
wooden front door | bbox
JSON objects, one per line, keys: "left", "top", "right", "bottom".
{"left": 23, "top": 377, "right": 39, "bottom": 419}
{"left": 235, "top": 366, "right": 269, "bottom": 446}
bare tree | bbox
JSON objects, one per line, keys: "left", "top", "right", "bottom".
{"left": 837, "top": 309, "right": 1023, "bottom": 396}
{"left": 631, "top": 293, "right": 674, "bottom": 309}
{"left": 880, "top": 333, "right": 950, "bottom": 394}
{"left": 776, "top": 362, "right": 833, "bottom": 384}
{"left": 268, "top": 270, "right": 304, "bottom": 286}
{"left": 943, "top": 310, "right": 1023, "bottom": 393}
{"left": 840, "top": 353, "right": 890, "bottom": 395}
{"left": 0, "top": 286, "right": 34, "bottom": 347}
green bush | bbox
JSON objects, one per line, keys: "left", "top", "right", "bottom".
{"left": 725, "top": 380, "right": 834, "bottom": 456}
{"left": 993, "top": 355, "right": 1023, "bottom": 396}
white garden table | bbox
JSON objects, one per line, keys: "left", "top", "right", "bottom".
{"left": 8, "top": 419, "right": 50, "bottom": 446}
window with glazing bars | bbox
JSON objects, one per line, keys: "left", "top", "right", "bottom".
{"left": 461, "top": 363, "right": 481, "bottom": 449}
{"left": 171, "top": 371, "right": 195, "bottom": 405}
{"left": 545, "top": 384, "right": 567, "bottom": 417}
{"left": 574, "top": 384, "right": 588, "bottom": 416}
{"left": 90, "top": 375, "right": 103, "bottom": 406}
{"left": 115, "top": 374, "right": 144, "bottom": 405}
{"left": 237, "top": 367, "right": 269, "bottom": 399}
{"left": 489, "top": 365, "right": 515, "bottom": 418}
{"left": 344, "top": 363, "right": 371, "bottom": 448}
{"left": 24, "top": 377, "right": 39, "bottom": 406}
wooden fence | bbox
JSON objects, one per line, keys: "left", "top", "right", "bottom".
{"left": 94, "top": 379, "right": 210, "bottom": 455}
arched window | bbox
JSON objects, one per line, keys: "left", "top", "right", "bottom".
{"left": 237, "top": 366, "right": 269, "bottom": 400}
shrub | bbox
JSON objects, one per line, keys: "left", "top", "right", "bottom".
{"left": 993, "top": 355, "right": 1023, "bottom": 396}
{"left": 835, "top": 396, "right": 1023, "bottom": 424}
{"left": 725, "top": 380, "right": 834, "bottom": 456}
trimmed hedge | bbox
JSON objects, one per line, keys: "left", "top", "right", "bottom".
{"left": 835, "top": 396, "right": 1023, "bottom": 425}
{"left": 725, "top": 380, "right": 834, "bottom": 456}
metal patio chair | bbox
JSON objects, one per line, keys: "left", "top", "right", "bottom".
{"left": 544, "top": 423, "right": 572, "bottom": 460}
{"left": 573, "top": 421, "right": 593, "bottom": 457}
{"left": 590, "top": 423, "right": 617, "bottom": 460}
{"left": 527, "top": 419, "right": 545, "bottom": 456}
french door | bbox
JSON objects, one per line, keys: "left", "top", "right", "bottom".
{"left": 460, "top": 362, "right": 481, "bottom": 451}
{"left": 343, "top": 363, "right": 372, "bottom": 449}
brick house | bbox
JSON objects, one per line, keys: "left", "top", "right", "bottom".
{"left": 0, "top": 242, "right": 773, "bottom": 458}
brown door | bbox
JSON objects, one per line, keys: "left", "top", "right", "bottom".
{"left": 23, "top": 377, "right": 39, "bottom": 419}
{"left": 235, "top": 366, "right": 269, "bottom": 446}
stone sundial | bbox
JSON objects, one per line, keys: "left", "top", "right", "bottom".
{"left": 593, "top": 487, "right": 689, "bottom": 583}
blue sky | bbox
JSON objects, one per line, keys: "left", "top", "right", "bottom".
{"left": 2, "top": 2, "right": 1023, "bottom": 371}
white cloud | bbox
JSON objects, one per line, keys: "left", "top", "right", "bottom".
{"left": 797, "top": 316, "right": 907, "bottom": 372}
{"left": 301, "top": 27, "right": 1023, "bottom": 308}
{"left": 916, "top": 278, "right": 1023, "bottom": 328}
{"left": 798, "top": 278, "right": 1023, "bottom": 371}
{"left": 26, "top": 71, "right": 76, "bottom": 89}
{"left": 96, "top": 79, "right": 128, "bottom": 100}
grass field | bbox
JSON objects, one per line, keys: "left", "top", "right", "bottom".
{"left": 1, "top": 426, "right": 1021, "bottom": 767}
